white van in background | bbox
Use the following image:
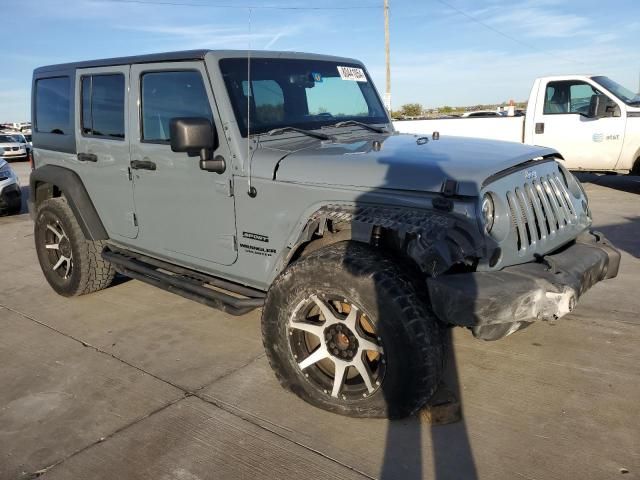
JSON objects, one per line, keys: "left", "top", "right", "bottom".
{"left": 395, "top": 75, "right": 640, "bottom": 174}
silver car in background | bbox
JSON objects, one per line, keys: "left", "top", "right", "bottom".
{"left": 0, "top": 159, "right": 21, "bottom": 215}
{"left": 0, "top": 133, "right": 28, "bottom": 162}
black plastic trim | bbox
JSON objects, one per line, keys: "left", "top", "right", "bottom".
{"left": 29, "top": 165, "right": 108, "bottom": 240}
{"left": 482, "top": 156, "right": 557, "bottom": 188}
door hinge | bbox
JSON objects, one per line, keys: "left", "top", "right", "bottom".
{"left": 228, "top": 178, "right": 234, "bottom": 197}
{"left": 127, "top": 167, "right": 132, "bottom": 181}
{"left": 130, "top": 212, "right": 138, "bottom": 227}
{"left": 232, "top": 235, "right": 237, "bottom": 251}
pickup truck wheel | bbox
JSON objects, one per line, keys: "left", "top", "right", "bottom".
{"left": 262, "top": 241, "right": 444, "bottom": 418}
{"left": 34, "top": 197, "right": 115, "bottom": 297}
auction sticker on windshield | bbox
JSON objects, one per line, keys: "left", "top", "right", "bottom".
{"left": 337, "top": 66, "right": 367, "bottom": 82}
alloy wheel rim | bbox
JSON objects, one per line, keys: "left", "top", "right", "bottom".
{"left": 44, "top": 220, "right": 73, "bottom": 279}
{"left": 288, "top": 294, "right": 385, "bottom": 400}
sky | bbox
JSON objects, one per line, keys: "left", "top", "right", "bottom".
{"left": 2, "top": 0, "right": 640, "bottom": 121}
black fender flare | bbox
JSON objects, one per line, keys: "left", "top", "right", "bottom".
{"left": 287, "top": 204, "right": 488, "bottom": 277}
{"left": 29, "top": 165, "right": 108, "bottom": 241}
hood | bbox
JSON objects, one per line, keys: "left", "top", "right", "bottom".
{"left": 256, "top": 133, "right": 557, "bottom": 196}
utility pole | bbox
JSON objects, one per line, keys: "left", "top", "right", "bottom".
{"left": 384, "top": 0, "right": 391, "bottom": 112}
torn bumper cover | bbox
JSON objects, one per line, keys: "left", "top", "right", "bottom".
{"left": 427, "top": 231, "right": 620, "bottom": 340}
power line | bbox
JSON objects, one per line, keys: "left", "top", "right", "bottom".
{"left": 104, "top": 0, "right": 379, "bottom": 10}
{"left": 433, "top": 0, "right": 587, "bottom": 66}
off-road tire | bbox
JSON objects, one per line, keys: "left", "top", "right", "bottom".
{"left": 35, "top": 197, "right": 115, "bottom": 296}
{"left": 262, "top": 241, "right": 444, "bottom": 418}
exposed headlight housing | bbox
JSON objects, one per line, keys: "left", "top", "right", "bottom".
{"left": 558, "top": 164, "right": 587, "bottom": 201}
{"left": 481, "top": 193, "right": 495, "bottom": 233}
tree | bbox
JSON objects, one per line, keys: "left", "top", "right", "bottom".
{"left": 399, "top": 103, "right": 423, "bottom": 117}
{"left": 440, "top": 105, "right": 453, "bottom": 114}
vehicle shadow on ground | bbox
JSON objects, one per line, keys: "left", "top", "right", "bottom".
{"left": 573, "top": 173, "right": 640, "bottom": 258}
{"left": 593, "top": 217, "right": 640, "bottom": 259}
{"left": 20, "top": 185, "right": 29, "bottom": 214}
{"left": 342, "top": 134, "right": 478, "bottom": 479}
{"left": 573, "top": 172, "right": 640, "bottom": 195}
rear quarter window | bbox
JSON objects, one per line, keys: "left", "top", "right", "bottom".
{"left": 35, "top": 76, "right": 71, "bottom": 135}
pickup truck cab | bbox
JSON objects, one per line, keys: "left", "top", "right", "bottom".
{"left": 396, "top": 75, "right": 640, "bottom": 174}
{"left": 29, "top": 51, "right": 620, "bottom": 418}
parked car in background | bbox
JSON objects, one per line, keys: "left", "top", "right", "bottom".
{"left": 1, "top": 132, "right": 32, "bottom": 156}
{"left": 0, "top": 134, "right": 28, "bottom": 162}
{"left": 395, "top": 75, "right": 640, "bottom": 174}
{"left": 0, "top": 159, "right": 21, "bottom": 215}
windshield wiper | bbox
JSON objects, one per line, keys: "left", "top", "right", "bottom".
{"left": 330, "top": 120, "right": 388, "bottom": 134}
{"left": 267, "top": 126, "right": 331, "bottom": 140}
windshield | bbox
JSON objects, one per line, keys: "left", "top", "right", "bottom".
{"left": 0, "top": 135, "right": 18, "bottom": 143}
{"left": 592, "top": 76, "right": 640, "bottom": 105}
{"left": 219, "top": 58, "right": 388, "bottom": 137}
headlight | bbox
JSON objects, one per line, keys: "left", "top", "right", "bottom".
{"left": 558, "top": 164, "right": 586, "bottom": 201}
{"left": 481, "top": 193, "right": 495, "bottom": 233}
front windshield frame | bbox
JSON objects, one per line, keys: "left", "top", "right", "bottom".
{"left": 219, "top": 57, "right": 390, "bottom": 137}
{"left": 591, "top": 76, "right": 640, "bottom": 106}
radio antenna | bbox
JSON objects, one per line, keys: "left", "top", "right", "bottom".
{"left": 246, "top": 7, "right": 257, "bottom": 198}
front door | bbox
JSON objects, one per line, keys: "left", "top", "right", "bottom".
{"left": 75, "top": 66, "right": 137, "bottom": 238}
{"left": 530, "top": 79, "right": 626, "bottom": 170}
{"left": 128, "top": 62, "right": 237, "bottom": 267}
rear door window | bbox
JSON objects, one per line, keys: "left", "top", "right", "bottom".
{"left": 81, "top": 74, "right": 126, "bottom": 139}
{"left": 140, "top": 71, "right": 213, "bottom": 143}
{"left": 35, "top": 76, "right": 71, "bottom": 134}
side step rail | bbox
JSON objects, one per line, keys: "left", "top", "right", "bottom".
{"left": 102, "top": 249, "right": 265, "bottom": 316}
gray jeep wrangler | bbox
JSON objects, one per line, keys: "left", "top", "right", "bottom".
{"left": 29, "top": 50, "right": 620, "bottom": 418}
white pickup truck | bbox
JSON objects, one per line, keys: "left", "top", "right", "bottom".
{"left": 395, "top": 75, "right": 640, "bottom": 174}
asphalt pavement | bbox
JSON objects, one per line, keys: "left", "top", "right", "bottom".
{"left": 1, "top": 161, "right": 638, "bottom": 479}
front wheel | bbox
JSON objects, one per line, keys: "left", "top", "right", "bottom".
{"left": 262, "top": 241, "right": 444, "bottom": 418}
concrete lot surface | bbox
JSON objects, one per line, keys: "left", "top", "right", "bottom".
{"left": 1, "top": 161, "right": 639, "bottom": 479}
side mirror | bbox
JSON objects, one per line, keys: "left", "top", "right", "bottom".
{"left": 588, "top": 94, "right": 616, "bottom": 119}
{"left": 169, "top": 117, "right": 225, "bottom": 173}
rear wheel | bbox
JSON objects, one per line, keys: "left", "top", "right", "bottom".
{"left": 262, "top": 241, "right": 444, "bottom": 418}
{"left": 34, "top": 197, "right": 115, "bottom": 296}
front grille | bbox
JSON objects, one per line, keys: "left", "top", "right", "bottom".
{"left": 505, "top": 171, "right": 577, "bottom": 254}
{"left": 11, "top": 147, "right": 19, "bottom": 151}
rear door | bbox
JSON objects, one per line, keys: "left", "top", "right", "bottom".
{"left": 128, "top": 62, "right": 237, "bottom": 267}
{"left": 75, "top": 66, "right": 137, "bottom": 238}
{"left": 530, "top": 79, "right": 626, "bottom": 170}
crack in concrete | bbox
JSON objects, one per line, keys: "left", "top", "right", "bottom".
{"left": 1, "top": 304, "right": 368, "bottom": 479}
{"left": 193, "top": 391, "right": 375, "bottom": 480}
{"left": 21, "top": 395, "right": 188, "bottom": 479}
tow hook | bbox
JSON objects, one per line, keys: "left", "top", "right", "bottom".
{"left": 534, "top": 253, "right": 560, "bottom": 274}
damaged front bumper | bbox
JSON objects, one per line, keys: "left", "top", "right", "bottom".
{"left": 427, "top": 231, "right": 620, "bottom": 340}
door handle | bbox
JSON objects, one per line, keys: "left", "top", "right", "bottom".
{"left": 77, "top": 152, "right": 98, "bottom": 162}
{"left": 535, "top": 122, "right": 545, "bottom": 134}
{"left": 130, "top": 160, "right": 157, "bottom": 171}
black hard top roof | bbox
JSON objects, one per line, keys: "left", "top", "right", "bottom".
{"left": 33, "top": 49, "right": 360, "bottom": 75}
{"left": 34, "top": 50, "right": 209, "bottom": 74}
